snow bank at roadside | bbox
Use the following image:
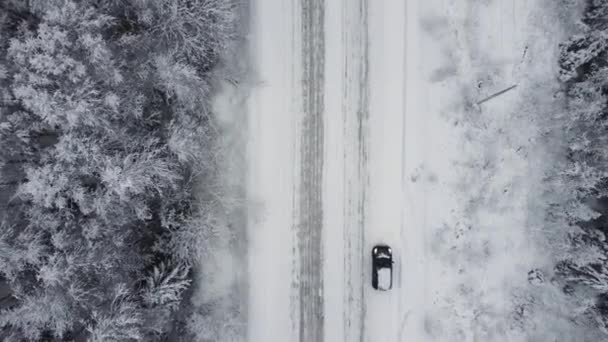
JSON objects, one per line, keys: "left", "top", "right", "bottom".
{"left": 419, "top": 0, "right": 591, "bottom": 340}
{"left": 186, "top": 34, "right": 251, "bottom": 341}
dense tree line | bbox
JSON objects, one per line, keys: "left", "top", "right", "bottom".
{"left": 0, "top": 0, "right": 235, "bottom": 340}
{"left": 555, "top": 0, "right": 608, "bottom": 335}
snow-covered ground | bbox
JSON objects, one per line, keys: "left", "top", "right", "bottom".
{"left": 246, "top": 0, "right": 299, "bottom": 341}
{"left": 247, "top": 0, "right": 425, "bottom": 340}
{"left": 410, "top": 0, "right": 586, "bottom": 340}
{"left": 246, "top": 0, "right": 577, "bottom": 341}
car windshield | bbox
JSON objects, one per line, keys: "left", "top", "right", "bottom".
{"left": 376, "top": 250, "right": 391, "bottom": 259}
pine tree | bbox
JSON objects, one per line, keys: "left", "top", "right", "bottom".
{"left": 141, "top": 261, "right": 190, "bottom": 310}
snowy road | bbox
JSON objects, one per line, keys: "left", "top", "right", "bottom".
{"left": 247, "top": 1, "right": 427, "bottom": 341}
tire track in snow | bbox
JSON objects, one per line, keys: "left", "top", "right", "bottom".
{"left": 296, "top": 0, "right": 325, "bottom": 341}
{"left": 342, "top": 0, "right": 369, "bottom": 341}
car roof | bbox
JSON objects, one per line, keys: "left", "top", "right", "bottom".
{"left": 377, "top": 268, "right": 391, "bottom": 290}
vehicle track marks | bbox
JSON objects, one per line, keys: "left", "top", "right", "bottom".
{"left": 342, "top": 0, "right": 369, "bottom": 341}
{"left": 296, "top": 0, "right": 325, "bottom": 341}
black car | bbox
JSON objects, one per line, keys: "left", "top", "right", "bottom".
{"left": 372, "top": 245, "right": 393, "bottom": 291}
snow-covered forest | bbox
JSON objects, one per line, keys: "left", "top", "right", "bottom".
{"left": 553, "top": 0, "right": 608, "bottom": 335}
{"left": 0, "top": 0, "right": 242, "bottom": 341}
{"left": 424, "top": 0, "right": 608, "bottom": 340}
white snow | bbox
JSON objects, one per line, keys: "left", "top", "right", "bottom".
{"left": 246, "top": 0, "right": 299, "bottom": 341}
{"left": 414, "top": 0, "right": 586, "bottom": 341}
{"left": 320, "top": 2, "right": 346, "bottom": 341}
